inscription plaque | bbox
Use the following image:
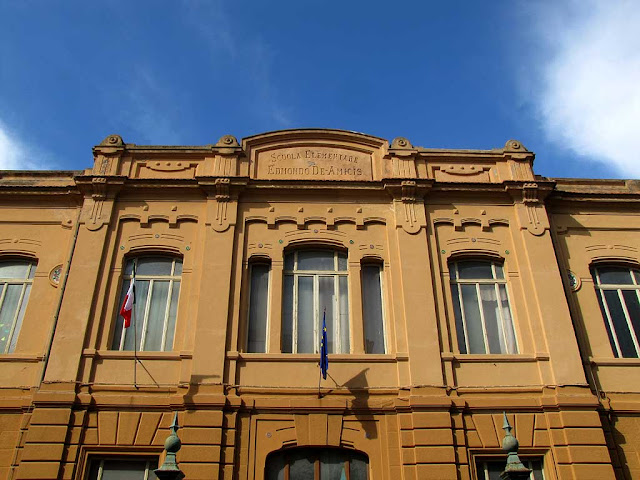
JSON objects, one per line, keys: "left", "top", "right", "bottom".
{"left": 257, "top": 146, "right": 372, "bottom": 181}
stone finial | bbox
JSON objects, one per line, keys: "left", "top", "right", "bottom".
{"left": 215, "top": 134, "right": 239, "bottom": 148}
{"left": 99, "top": 134, "right": 124, "bottom": 147}
{"left": 500, "top": 412, "right": 532, "bottom": 480}
{"left": 391, "top": 137, "right": 413, "bottom": 149}
{"left": 504, "top": 139, "right": 528, "bottom": 152}
{"left": 154, "top": 413, "right": 185, "bottom": 480}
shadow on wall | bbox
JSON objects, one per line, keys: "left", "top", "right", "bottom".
{"left": 608, "top": 413, "right": 638, "bottom": 480}
{"left": 327, "top": 368, "right": 378, "bottom": 440}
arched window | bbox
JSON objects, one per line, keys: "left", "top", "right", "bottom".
{"left": 449, "top": 259, "right": 517, "bottom": 354}
{"left": 0, "top": 260, "right": 36, "bottom": 354}
{"left": 282, "top": 250, "right": 349, "bottom": 354}
{"left": 247, "top": 260, "right": 270, "bottom": 353}
{"left": 592, "top": 265, "right": 640, "bottom": 358}
{"left": 361, "top": 262, "right": 386, "bottom": 354}
{"left": 266, "top": 448, "right": 368, "bottom": 480}
{"left": 112, "top": 256, "right": 182, "bottom": 352}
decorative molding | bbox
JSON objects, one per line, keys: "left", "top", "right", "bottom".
{"left": 76, "top": 176, "right": 124, "bottom": 232}
{"left": 383, "top": 180, "right": 431, "bottom": 234}
{"left": 198, "top": 177, "right": 246, "bottom": 233}
{"left": 505, "top": 181, "right": 553, "bottom": 236}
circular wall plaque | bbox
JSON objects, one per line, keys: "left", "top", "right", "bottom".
{"left": 567, "top": 270, "right": 581, "bottom": 292}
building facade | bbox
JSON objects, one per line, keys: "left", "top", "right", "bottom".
{"left": 0, "top": 129, "right": 638, "bottom": 480}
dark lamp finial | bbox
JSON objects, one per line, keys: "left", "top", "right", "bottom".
{"left": 154, "top": 412, "right": 185, "bottom": 480}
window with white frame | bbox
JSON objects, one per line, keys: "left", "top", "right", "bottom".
{"left": 0, "top": 260, "right": 36, "bottom": 354}
{"left": 282, "top": 250, "right": 349, "bottom": 354}
{"left": 247, "top": 261, "right": 270, "bottom": 353}
{"left": 112, "top": 257, "right": 182, "bottom": 352}
{"left": 449, "top": 259, "right": 517, "bottom": 354}
{"left": 593, "top": 265, "right": 640, "bottom": 358}
{"left": 87, "top": 457, "right": 158, "bottom": 480}
{"left": 361, "top": 263, "right": 386, "bottom": 354}
{"left": 475, "top": 458, "right": 544, "bottom": 480}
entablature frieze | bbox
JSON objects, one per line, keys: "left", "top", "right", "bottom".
{"left": 85, "top": 131, "right": 539, "bottom": 186}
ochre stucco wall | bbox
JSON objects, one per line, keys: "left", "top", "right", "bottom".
{"left": 0, "top": 131, "right": 637, "bottom": 479}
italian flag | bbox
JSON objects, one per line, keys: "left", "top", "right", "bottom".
{"left": 119, "top": 277, "right": 135, "bottom": 328}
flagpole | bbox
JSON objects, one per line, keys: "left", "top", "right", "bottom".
{"left": 318, "top": 307, "right": 326, "bottom": 399}
{"left": 132, "top": 260, "right": 138, "bottom": 389}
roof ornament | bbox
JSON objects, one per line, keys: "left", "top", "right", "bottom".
{"left": 154, "top": 412, "right": 185, "bottom": 480}
{"left": 499, "top": 412, "right": 532, "bottom": 480}
{"left": 99, "top": 134, "right": 124, "bottom": 147}
{"left": 215, "top": 134, "right": 239, "bottom": 148}
{"left": 390, "top": 137, "right": 413, "bottom": 149}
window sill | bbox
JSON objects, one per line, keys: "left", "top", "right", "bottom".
{"left": 0, "top": 353, "right": 44, "bottom": 363}
{"left": 228, "top": 351, "right": 400, "bottom": 363}
{"left": 82, "top": 349, "right": 192, "bottom": 360}
{"left": 441, "top": 353, "right": 550, "bottom": 363}
{"left": 588, "top": 356, "right": 640, "bottom": 366}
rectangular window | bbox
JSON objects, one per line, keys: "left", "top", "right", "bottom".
{"left": 88, "top": 458, "right": 158, "bottom": 480}
{"left": 450, "top": 260, "right": 517, "bottom": 354}
{"left": 0, "top": 260, "right": 36, "bottom": 354}
{"left": 112, "top": 257, "right": 182, "bottom": 352}
{"left": 247, "top": 263, "right": 270, "bottom": 353}
{"left": 475, "top": 458, "right": 544, "bottom": 480}
{"left": 282, "top": 250, "right": 349, "bottom": 354}
{"left": 361, "top": 264, "right": 385, "bottom": 354}
{"left": 593, "top": 266, "right": 640, "bottom": 358}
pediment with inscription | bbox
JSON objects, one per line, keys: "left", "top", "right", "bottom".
{"left": 243, "top": 129, "right": 387, "bottom": 182}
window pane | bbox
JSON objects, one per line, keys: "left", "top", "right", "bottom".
{"left": 350, "top": 455, "right": 368, "bottom": 480}
{"left": 451, "top": 284, "right": 467, "bottom": 354}
{"left": 604, "top": 289, "right": 638, "bottom": 357}
{"left": 144, "top": 281, "right": 170, "bottom": 351}
{"left": 289, "top": 453, "right": 315, "bottom": 480}
{"left": 298, "top": 251, "right": 335, "bottom": 271}
{"left": 486, "top": 461, "right": 503, "bottom": 480}
{"left": 320, "top": 450, "right": 347, "bottom": 480}
{"left": 0, "top": 284, "right": 24, "bottom": 353}
{"left": 248, "top": 265, "right": 270, "bottom": 353}
{"left": 480, "top": 284, "right": 503, "bottom": 354}
{"left": 597, "top": 267, "right": 633, "bottom": 285}
{"left": 284, "top": 252, "right": 295, "bottom": 271}
{"left": 265, "top": 453, "right": 286, "bottom": 480}
{"left": 634, "top": 270, "right": 640, "bottom": 284}
{"left": 461, "top": 284, "right": 486, "bottom": 353}
{"left": 99, "top": 459, "right": 157, "bottom": 480}
{"left": 0, "top": 262, "right": 30, "bottom": 279}
{"left": 319, "top": 276, "right": 336, "bottom": 353}
{"left": 595, "top": 289, "right": 619, "bottom": 356}
{"left": 457, "top": 261, "right": 494, "bottom": 280}
{"left": 112, "top": 281, "right": 129, "bottom": 349}
{"left": 622, "top": 290, "right": 640, "bottom": 345}
{"left": 297, "top": 276, "right": 315, "bottom": 353}
{"left": 337, "top": 253, "right": 348, "bottom": 271}
{"left": 173, "top": 260, "right": 183, "bottom": 276}
{"left": 164, "top": 281, "right": 180, "bottom": 351}
{"left": 494, "top": 264, "right": 504, "bottom": 279}
{"left": 123, "top": 280, "right": 150, "bottom": 351}
{"left": 362, "top": 266, "right": 384, "bottom": 354}
{"left": 136, "top": 257, "right": 173, "bottom": 276}
{"left": 282, "top": 276, "right": 294, "bottom": 353}
{"left": 339, "top": 276, "right": 350, "bottom": 354}
{"left": 498, "top": 285, "right": 517, "bottom": 354}
{"left": 8, "top": 284, "right": 30, "bottom": 353}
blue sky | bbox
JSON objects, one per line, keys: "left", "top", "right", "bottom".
{"left": 0, "top": 1, "right": 638, "bottom": 178}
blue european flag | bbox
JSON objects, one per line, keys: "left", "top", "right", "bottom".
{"left": 320, "top": 310, "right": 328, "bottom": 380}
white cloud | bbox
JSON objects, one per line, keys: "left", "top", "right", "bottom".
{"left": 531, "top": 0, "right": 640, "bottom": 177}
{"left": 0, "top": 121, "right": 50, "bottom": 170}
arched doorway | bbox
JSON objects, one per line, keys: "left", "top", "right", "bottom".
{"left": 265, "top": 447, "right": 369, "bottom": 480}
